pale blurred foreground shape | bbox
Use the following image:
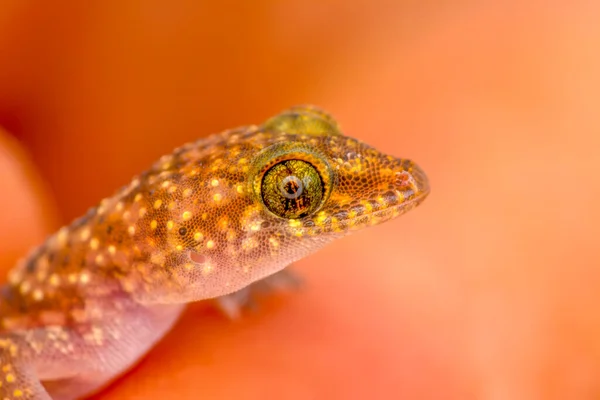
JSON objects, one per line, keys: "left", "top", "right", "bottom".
{"left": 0, "top": 1, "right": 599, "bottom": 399}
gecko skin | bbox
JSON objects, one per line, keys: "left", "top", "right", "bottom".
{"left": 0, "top": 106, "right": 429, "bottom": 399}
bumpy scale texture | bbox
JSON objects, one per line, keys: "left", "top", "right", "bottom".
{"left": 0, "top": 106, "right": 429, "bottom": 399}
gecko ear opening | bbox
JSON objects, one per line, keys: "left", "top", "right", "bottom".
{"left": 189, "top": 251, "right": 206, "bottom": 264}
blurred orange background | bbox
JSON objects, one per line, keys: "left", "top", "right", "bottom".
{"left": 1, "top": 1, "right": 599, "bottom": 399}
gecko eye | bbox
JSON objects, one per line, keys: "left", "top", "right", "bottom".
{"left": 250, "top": 142, "right": 334, "bottom": 219}
{"left": 260, "top": 159, "right": 324, "bottom": 219}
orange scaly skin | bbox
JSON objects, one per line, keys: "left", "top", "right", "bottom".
{"left": 0, "top": 106, "right": 429, "bottom": 399}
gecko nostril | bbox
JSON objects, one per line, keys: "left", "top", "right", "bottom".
{"left": 189, "top": 251, "right": 206, "bottom": 264}
{"left": 394, "top": 171, "right": 410, "bottom": 185}
{"left": 394, "top": 170, "right": 420, "bottom": 193}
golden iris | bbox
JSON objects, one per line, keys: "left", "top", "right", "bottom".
{"left": 261, "top": 159, "right": 323, "bottom": 219}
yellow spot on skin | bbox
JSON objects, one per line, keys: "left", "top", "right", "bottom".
{"left": 167, "top": 221, "right": 174, "bottom": 230}
{"left": 123, "top": 210, "right": 131, "bottom": 220}
{"left": 316, "top": 211, "right": 328, "bottom": 225}
{"left": 32, "top": 289, "right": 44, "bottom": 301}
{"left": 162, "top": 180, "right": 171, "bottom": 188}
{"left": 80, "top": 228, "right": 91, "bottom": 241}
{"left": 139, "top": 207, "right": 147, "bottom": 217}
{"left": 116, "top": 201, "right": 124, "bottom": 211}
{"left": 182, "top": 211, "right": 192, "bottom": 221}
{"left": 395, "top": 190, "right": 405, "bottom": 203}
{"left": 108, "top": 245, "right": 116, "bottom": 255}
{"left": 150, "top": 220, "right": 158, "bottom": 230}
{"left": 242, "top": 237, "right": 258, "bottom": 251}
{"left": 19, "top": 281, "right": 30, "bottom": 295}
{"left": 5, "top": 373, "right": 14, "bottom": 382}
{"left": 57, "top": 227, "right": 69, "bottom": 246}
{"left": 184, "top": 263, "right": 194, "bottom": 271}
{"left": 176, "top": 245, "right": 183, "bottom": 251}
{"left": 206, "top": 240, "right": 215, "bottom": 249}
{"left": 2, "top": 364, "right": 12, "bottom": 372}
{"left": 128, "top": 226, "right": 136, "bottom": 235}
{"left": 154, "top": 199, "right": 163, "bottom": 209}
{"left": 288, "top": 219, "right": 302, "bottom": 228}
{"left": 213, "top": 193, "right": 222, "bottom": 202}
{"left": 134, "top": 193, "right": 143, "bottom": 202}
{"left": 211, "top": 179, "right": 219, "bottom": 187}
{"left": 90, "top": 238, "right": 99, "bottom": 250}
{"left": 226, "top": 230, "right": 236, "bottom": 241}
{"left": 269, "top": 237, "right": 279, "bottom": 248}
{"left": 97, "top": 202, "right": 107, "bottom": 215}
{"left": 95, "top": 254, "right": 105, "bottom": 265}
{"left": 49, "top": 274, "right": 60, "bottom": 286}
{"left": 80, "top": 273, "right": 90, "bottom": 284}
{"left": 194, "top": 232, "right": 203, "bottom": 241}
{"left": 13, "top": 388, "right": 23, "bottom": 397}
{"left": 183, "top": 188, "right": 193, "bottom": 197}
{"left": 68, "top": 273, "right": 78, "bottom": 284}
{"left": 202, "top": 263, "right": 214, "bottom": 275}
{"left": 168, "top": 185, "right": 178, "bottom": 194}
{"left": 202, "top": 213, "right": 208, "bottom": 220}
{"left": 331, "top": 216, "right": 340, "bottom": 229}
{"left": 168, "top": 201, "right": 176, "bottom": 210}
{"left": 218, "top": 217, "right": 228, "bottom": 230}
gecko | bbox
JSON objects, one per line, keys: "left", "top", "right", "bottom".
{"left": 0, "top": 105, "right": 429, "bottom": 399}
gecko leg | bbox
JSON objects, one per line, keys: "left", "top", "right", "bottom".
{"left": 0, "top": 300, "right": 183, "bottom": 400}
{"left": 0, "top": 324, "right": 137, "bottom": 400}
{"left": 44, "top": 303, "right": 183, "bottom": 400}
{"left": 0, "top": 336, "right": 51, "bottom": 400}
{"left": 215, "top": 266, "right": 302, "bottom": 318}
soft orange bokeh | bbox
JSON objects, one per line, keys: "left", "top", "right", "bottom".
{"left": 1, "top": 1, "right": 599, "bottom": 399}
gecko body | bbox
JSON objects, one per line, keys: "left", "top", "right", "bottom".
{"left": 0, "top": 106, "right": 429, "bottom": 399}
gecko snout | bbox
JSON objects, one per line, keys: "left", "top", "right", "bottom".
{"left": 325, "top": 157, "right": 430, "bottom": 230}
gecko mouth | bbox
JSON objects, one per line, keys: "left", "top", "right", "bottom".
{"left": 344, "top": 188, "right": 429, "bottom": 225}
{"left": 338, "top": 188, "right": 428, "bottom": 227}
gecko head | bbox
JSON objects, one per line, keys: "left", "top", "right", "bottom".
{"left": 130, "top": 105, "right": 429, "bottom": 302}
{"left": 190, "top": 105, "right": 431, "bottom": 295}
{"left": 250, "top": 106, "right": 430, "bottom": 239}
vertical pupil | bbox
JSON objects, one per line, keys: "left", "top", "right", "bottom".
{"left": 284, "top": 178, "right": 299, "bottom": 194}
{"left": 280, "top": 175, "right": 303, "bottom": 199}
